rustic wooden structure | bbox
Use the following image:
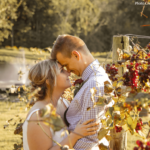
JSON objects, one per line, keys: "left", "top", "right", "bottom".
{"left": 110, "top": 35, "right": 129, "bottom": 150}
{"left": 112, "top": 35, "right": 129, "bottom": 76}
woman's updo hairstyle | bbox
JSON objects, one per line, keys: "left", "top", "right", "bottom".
{"left": 28, "top": 59, "right": 59, "bottom": 101}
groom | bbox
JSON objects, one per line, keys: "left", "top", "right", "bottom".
{"left": 51, "top": 35, "right": 112, "bottom": 150}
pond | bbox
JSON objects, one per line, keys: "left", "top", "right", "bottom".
{"left": 0, "top": 62, "right": 30, "bottom": 90}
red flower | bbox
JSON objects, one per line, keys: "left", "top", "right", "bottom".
{"left": 147, "top": 141, "right": 150, "bottom": 146}
{"left": 73, "top": 79, "right": 84, "bottom": 86}
{"left": 136, "top": 140, "right": 143, "bottom": 147}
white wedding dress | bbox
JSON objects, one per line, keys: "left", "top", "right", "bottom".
{"left": 22, "top": 98, "right": 70, "bottom": 150}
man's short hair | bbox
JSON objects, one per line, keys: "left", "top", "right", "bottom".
{"left": 51, "top": 34, "right": 89, "bottom": 60}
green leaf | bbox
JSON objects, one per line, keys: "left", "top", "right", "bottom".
{"left": 105, "top": 107, "right": 114, "bottom": 117}
{"left": 106, "top": 118, "right": 112, "bottom": 127}
{"left": 126, "top": 115, "right": 137, "bottom": 135}
{"left": 39, "top": 104, "right": 65, "bottom": 132}
{"left": 95, "top": 96, "right": 105, "bottom": 106}
{"left": 98, "top": 128, "right": 109, "bottom": 141}
{"left": 109, "top": 122, "right": 114, "bottom": 129}
{"left": 99, "top": 143, "right": 108, "bottom": 150}
{"left": 116, "top": 81, "right": 124, "bottom": 88}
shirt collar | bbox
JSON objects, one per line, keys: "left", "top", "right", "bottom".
{"left": 81, "top": 59, "right": 100, "bottom": 81}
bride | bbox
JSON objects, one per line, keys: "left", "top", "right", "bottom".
{"left": 22, "top": 59, "right": 99, "bottom": 150}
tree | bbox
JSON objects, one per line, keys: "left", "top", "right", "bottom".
{"left": 51, "top": 0, "right": 107, "bottom": 36}
{"left": 2, "top": 0, "right": 108, "bottom": 48}
{"left": 1, "top": 0, "right": 150, "bottom": 52}
{"left": 0, "top": 0, "right": 23, "bottom": 45}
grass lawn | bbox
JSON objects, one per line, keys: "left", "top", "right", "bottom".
{"left": 0, "top": 48, "right": 112, "bottom": 64}
{"left": 0, "top": 48, "right": 50, "bottom": 65}
{"left": 0, "top": 96, "right": 28, "bottom": 150}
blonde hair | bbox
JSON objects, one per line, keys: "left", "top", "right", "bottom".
{"left": 28, "top": 59, "right": 59, "bottom": 101}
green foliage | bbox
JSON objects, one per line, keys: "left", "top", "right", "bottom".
{"left": 0, "top": 0, "right": 20, "bottom": 43}
{"left": 1, "top": 0, "right": 107, "bottom": 48}
{"left": 1, "top": 0, "right": 150, "bottom": 52}
{"left": 51, "top": 0, "right": 104, "bottom": 36}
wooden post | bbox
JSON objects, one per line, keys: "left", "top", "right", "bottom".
{"left": 110, "top": 129, "right": 127, "bottom": 150}
{"left": 110, "top": 35, "right": 129, "bottom": 150}
{"left": 112, "top": 35, "right": 129, "bottom": 76}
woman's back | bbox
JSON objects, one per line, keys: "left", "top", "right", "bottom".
{"left": 22, "top": 98, "right": 69, "bottom": 150}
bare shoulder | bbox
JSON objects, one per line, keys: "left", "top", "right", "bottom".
{"left": 25, "top": 101, "right": 45, "bottom": 120}
{"left": 27, "top": 110, "right": 53, "bottom": 150}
